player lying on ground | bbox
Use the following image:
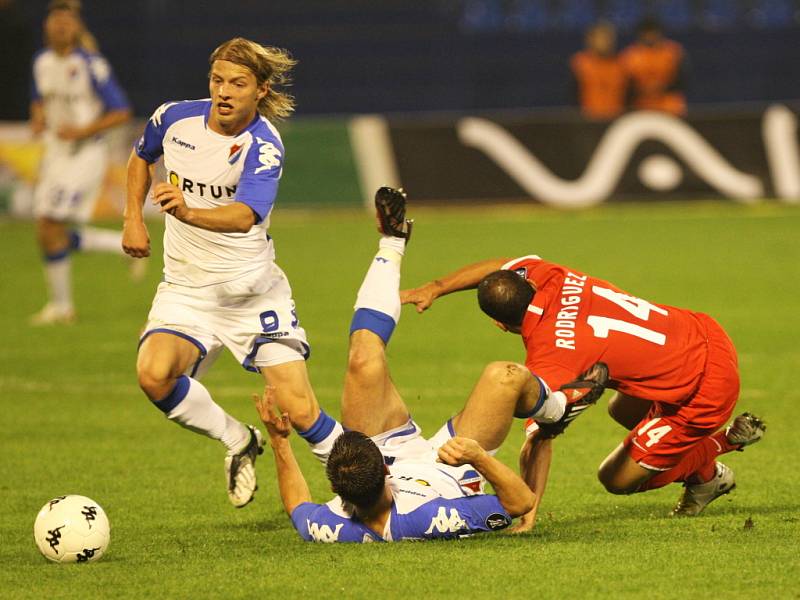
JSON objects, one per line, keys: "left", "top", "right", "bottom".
{"left": 252, "top": 190, "right": 599, "bottom": 542}
{"left": 123, "top": 37, "right": 335, "bottom": 509}
{"left": 402, "top": 255, "right": 765, "bottom": 530}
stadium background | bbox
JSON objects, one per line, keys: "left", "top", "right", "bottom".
{"left": 2, "top": 0, "right": 800, "bottom": 211}
{"left": 1, "top": 1, "right": 799, "bottom": 598}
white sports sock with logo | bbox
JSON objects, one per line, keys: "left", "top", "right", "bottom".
{"left": 353, "top": 236, "right": 405, "bottom": 323}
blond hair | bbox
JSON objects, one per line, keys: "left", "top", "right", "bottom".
{"left": 209, "top": 37, "right": 297, "bottom": 122}
{"left": 46, "top": 0, "right": 98, "bottom": 53}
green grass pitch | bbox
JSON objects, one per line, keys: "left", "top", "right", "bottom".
{"left": 1, "top": 202, "right": 798, "bottom": 599}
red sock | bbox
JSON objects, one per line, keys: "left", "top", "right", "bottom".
{"left": 638, "top": 430, "right": 734, "bottom": 492}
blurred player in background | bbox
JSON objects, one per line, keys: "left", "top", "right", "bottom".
{"left": 29, "top": 0, "right": 132, "bottom": 325}
{"left": 402, "top": 255, "right": 765, "bottom": 531}
{"left": 123, "top": 38, "right": 335, "bottom": 508}
{"left": 569, "top": 20, "right": 627, "bottom": 120}
{"left": 621, "top": 17, "right": 688, "bottom": 116}
{"left": 253, "top": 189, "right": 571, "bottom": 542}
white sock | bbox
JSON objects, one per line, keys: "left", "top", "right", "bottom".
{"left": 353, "top": 236, "right": 404, "bottom": 323}
{"left": 76, "top": 226, "right": 124, "bottom": 254}
{"left": 530, "top": 391, "right": 567, "bottom": 423}
{"left": 44, "top": 256, "right": 73, "bottom": 310}
{"left": 160, "top": 376, "right": 250, "bottom": 453}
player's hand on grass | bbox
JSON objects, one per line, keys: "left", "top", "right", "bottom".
{"left": 252, "top": 386, "right": 291, "bottom": 443}
{"left": 152, "top": 182, "right": 189, "bottom": 219}
{"left": 400, "top": 283, "right": 439, "bottom": 313}
{"left": 122, "top": 219, "right": 151, "bottom": 258}
{"left": 437, "top": 437, "right": 487, "bottom": 467}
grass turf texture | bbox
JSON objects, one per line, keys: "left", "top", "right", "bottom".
{"left": 0, "top": 202, "right": 798, "bottom": 599}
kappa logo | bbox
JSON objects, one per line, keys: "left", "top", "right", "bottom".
{"left": 48, "top": 496, "right": 67, "bottom": 511}
{"left": 76, "top": 547, "right": 101, "bottom": 563}
{"left": 46, "top": 526, "right": 65, "bottom": 553}
{"left": 254, "top": 137, "right": 282, "bottom": 174}
{"left": 307, "top": 520, "right": 344, "bottom": 543}
{"left": 81, "top": 505, "right": 98, "bottom": 529}
{"left": 457, "top": 106, "right": 800, "bottom": 207}
{"left": 171, "top": 136, "right": 196, "bottom": 151}
{"left": 150, "top": 102, "right": 177, "bottom": 127}
{"left": 424, "top": 507, "right": 467, "bottom": 535}
{"left": 88, "top": 56, "right": 111, "bottom": 83}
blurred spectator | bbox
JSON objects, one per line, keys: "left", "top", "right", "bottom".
{"left": 0, "top": 0, "right": 34, "bottom": 119}
{"left": 569, "top": 21, "right": 627, "bottom": 120}
{"left": 621, "top": 17, "right": 688, "bottom": 116}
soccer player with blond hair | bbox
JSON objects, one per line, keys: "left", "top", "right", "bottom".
{"left": 123, "top": 37, "right": 338, "bottom": 508}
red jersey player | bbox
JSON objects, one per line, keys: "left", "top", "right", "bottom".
{"left": 402, "top": 255, "right": 765, "bottom": 530}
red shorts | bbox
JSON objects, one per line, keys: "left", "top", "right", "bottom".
{"left": 624, "top": 314, "right": 739, "bottom": 471}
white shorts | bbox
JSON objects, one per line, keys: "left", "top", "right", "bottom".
{"left": 140, "top": 263, "right": 310, "bottom": 377}
{"left": 34, "top": 139, "right": 108, "bottom": 223}
{"left": 372, "top": 419, "right": 486, "bottom": 496}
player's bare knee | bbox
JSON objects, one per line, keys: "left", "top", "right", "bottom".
{"left": 36, "top": 218, "right": 65, "bottom": 253}
{"left": 136, "top": 360, "right": 176, "bottom": 401}
{"left": 346, "top": 343, "right": 384, "bottom": 380}
{"left": 603, "top": 482, "right": 633, "bottom": 495}
{"left": 483, "top": 361, "right": 529, "bottom": 390}
{"left": 597, "top": 467, "right": 637, "bottom": 495}
{"left": 598, "top": 471, "right": 627, "bottom": 495}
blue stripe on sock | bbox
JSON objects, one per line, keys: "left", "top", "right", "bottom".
{"left": 349, "top": 308, "right": 396, "bottom": 344}
{"left": 446, "top": 418, "right": 455, "bottom": 437}
{"left": 298, "top": 410, "right": 337, "bottom": 444}
{"left": 153, "top": 375, "right": 190, "bottom": 414}
{"left": 44, "top": 248, "right": 70, "bottom": 262}
{"left": 514, "top": 375, "right": 548, "bottom": 419}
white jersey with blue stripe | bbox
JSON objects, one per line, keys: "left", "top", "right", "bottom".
{"left": 31, "top": 47, "right": 130, "bottom": 156}
{"left": 135, "top": 100, "right": 285, "bottom": 287}
{"left": 290, "top": 462, "right": 512, "bottom": 543}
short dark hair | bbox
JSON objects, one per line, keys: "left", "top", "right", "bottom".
{"left": 326, "top": 431, "right": 386, "bottom": 510}
{"left": 477, "top": 270, "right": 534, "bottom": 327}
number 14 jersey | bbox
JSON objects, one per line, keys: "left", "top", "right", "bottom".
{"left": 503, "top": 256, "right": 714, "bottom": 405}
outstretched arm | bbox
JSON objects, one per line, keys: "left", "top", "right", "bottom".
{"left": 512, "top": 428, "right": 553, "bottom": 532}
{"left": 253, "top": 387, "right": 312, "bottom": 515}
{"left": 438, "top": 437, "right": 535, "bottom": 517}
{"left": 400, "top": 258, "right": 510, "bottom": 313}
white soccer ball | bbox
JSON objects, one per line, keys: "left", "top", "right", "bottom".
{"left": 33, "top": 495, "right": 110, "bottom": 563}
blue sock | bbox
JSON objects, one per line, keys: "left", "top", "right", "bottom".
{"left": 349, "top": 308, "right": 396, "bottom": 345}
{"left": 298, "top": 409, "right": 344, "bottom": 464}
{"left": 153, "top": 375, "right": 191, "bottom": 413}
